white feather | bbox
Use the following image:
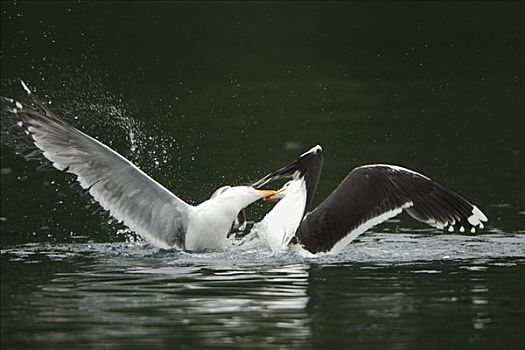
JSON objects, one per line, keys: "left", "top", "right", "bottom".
{"left": 329, "top": 202, "right": 413, "bottom": 255}
{"left": 362, "top": 164, "right": 431, "bottom": 180}
{"left": 256, "top": 179, "right": 307, "bottom": 252}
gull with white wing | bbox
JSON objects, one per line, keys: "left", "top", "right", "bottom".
{"left": 5, "top": 82, "right": 277, "bottom": 252}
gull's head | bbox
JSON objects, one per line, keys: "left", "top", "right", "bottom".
{"left": 261, "top": 181, "right": 292, "bottom": 201}
{"left": 212, "top": 186, "right": 278, "bottom": 210}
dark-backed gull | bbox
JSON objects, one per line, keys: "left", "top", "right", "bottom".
{"left": 253, "top": 145, "right": 488, "bottom": 254}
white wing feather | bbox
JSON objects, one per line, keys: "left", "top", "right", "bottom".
{"left": 17, "top": 106, "right": 191, "bottom": 249}
{"left": 255, "top": 179, "right": 306, "bottom": 252}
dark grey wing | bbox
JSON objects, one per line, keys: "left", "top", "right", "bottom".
{"left": 15, "top": 103, "right": 191, "bottom": 249}
{"left": 296, "top": 165, "right": 488, "bottom": 254}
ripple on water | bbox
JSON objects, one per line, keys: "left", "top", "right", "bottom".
{"left": 2, "top": 232, "right": 525, "bottom": 265}
{"left": 2, "top": 232, "right": 525, "bottom": 349}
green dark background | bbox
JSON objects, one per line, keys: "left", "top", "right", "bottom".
{"left": 1, "top": 2, "right": 524, "bottom": 349}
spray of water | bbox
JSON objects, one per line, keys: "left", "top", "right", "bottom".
{"left": 1, "top": 75, "right": 186, "bottom": 244}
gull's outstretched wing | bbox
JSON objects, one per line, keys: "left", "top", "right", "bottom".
{"left": 14, "top": 101, "right": 191, "bottom": 249}
{"left": 296, "top": 165, "right": 488, "bottom": 254}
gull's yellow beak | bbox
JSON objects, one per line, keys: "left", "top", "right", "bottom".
{"left": 257, "top": 190, "right": 278, "bottom": 201}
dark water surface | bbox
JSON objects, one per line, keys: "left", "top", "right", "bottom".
{"left": 1, "top": 2, "right": 524, "bottom": 349}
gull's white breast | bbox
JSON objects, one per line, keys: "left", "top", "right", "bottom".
{"left": 184, "top": 202, "right": 232, "bottom": 251}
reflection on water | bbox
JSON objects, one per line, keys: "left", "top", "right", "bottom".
{"left": 2, "top": 251, "right": 311, "bottom": 348}
{"left": 306, "top": 262, "right": 525, "bottom": 350}
{"left": 2, "top": 234, "right": 525, "bottom": 349}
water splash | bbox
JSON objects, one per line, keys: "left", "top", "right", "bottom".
{"left": 3, "top": 232, "right": 524, "bottom": 266}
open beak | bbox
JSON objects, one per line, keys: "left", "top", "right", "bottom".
{"left": 257, "top": 190, "right": 279, "bottom": 201}
{"left": 259, "top": 188, "right": 288, "bottom": 201}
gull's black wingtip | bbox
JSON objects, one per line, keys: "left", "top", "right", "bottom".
{"left": 252, "top": 144, "right": 324, "bottom": 188}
